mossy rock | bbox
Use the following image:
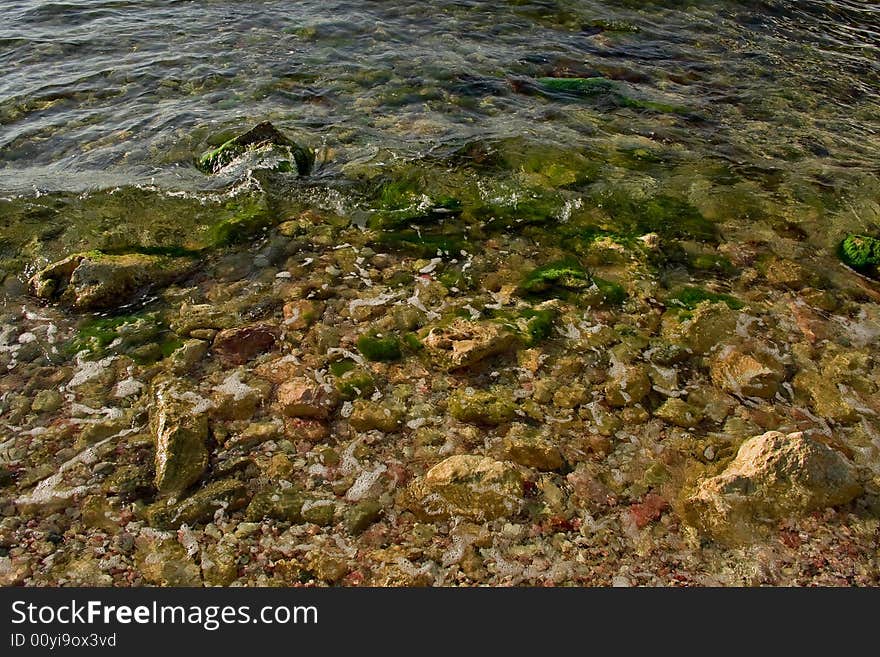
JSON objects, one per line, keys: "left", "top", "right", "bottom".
{"left": 147, "top": 479, "right": 249, "bottom": 529}
{"left": 29, "top": 251, "right": 196, "bottom": 311}
{"left": 668, "top": 286, "right": 743, "bottom": 312}
{"left": 520, "top": 259, "right": 591, "bottom": 295}
{"left": 357, "top": 333, "right": 402, "bottom": 362}
{"left": 449, "top": 387, "right": 516, "bottom": 426}
{"left": 334, "top": 368, "right": 377, "bottom": 400}
{"left": 68, "top": 312, "right": 180, "bottom": 363}
{"left": 839, "top": 234, "right": 880, "bottom": 278}
{"left": 536, "top": 77, "right": 618, "bottom": 96}
{"left": 370, "top": 179, "right": 462, "bottom": 229}
{"left": 594, "top": 191, "right": 717, "bottom": 243}
{"left": 374, "top": 228, "right": 468, "bottom": 258}
{"left": 196, "top": 121, "right": 314, "bottom": 175}
{"left": 207, "top": 194, "right": 275, "bottom": 247}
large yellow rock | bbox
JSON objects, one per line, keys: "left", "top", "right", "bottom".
{"left": 684, "top": 431, "right": 862, "bottom": 543}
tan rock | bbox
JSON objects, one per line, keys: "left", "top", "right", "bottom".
{"left": 502, "top": 424, "right": 564, "bottom": 471}
{"left": 605, "top": 363, "right": 651, "bottom": 407}
{"left": 423, "top": 319, "right": 517, "bottom": 371}
{"left": 684, "top": 431, "right": 862, "bottom": 542}
{"left": 151, "top": 378, "right": 210, "bottom": 495}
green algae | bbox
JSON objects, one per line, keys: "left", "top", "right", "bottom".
{"left": 370, "top": 180, "right": 462, "bottom": 229}
{"left": 520, "top": 259, "right": 591, "bottom": 295}
{"left": 357, "top": 333, "right": 402, "bottom": 362}
{"left": 687, "top": 252, "right": 737, "bottom": 276}
{"left": 668, "top": 286, "right": 743, "bottom": 311}
{"left": 839, "top": 235, "right": 880, "bottom": 276}
{"left": 595, "top": 191, "right": 717, "bottom": 242}
{"left": 590, "top": 276, "right": 628, "bottom": 306}
{"left": 208, "top": 195, "right": 275, "bottom": 247}
{"left": 518, "top": 308, "right": 557, "bottom": 345}
{"left": 537, "top": 77, "right": 617, "bottom": 95}
{"left": 68, "top": 312, "right": 180, "bottom": 364}
{"left": 375, "top": 229, "right": 467, "bottom": 257}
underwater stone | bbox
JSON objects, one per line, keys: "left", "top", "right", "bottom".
{"left": 147, "top": 479, "right": 249, "bottom": 529}
{"left": 151, "top": 378, "right": 210, "bottom": 495}
{"left": 349, "top": 399, "right": 405, "bottom": 433}
{"left": 29, "top": 252, "right": 194, "bottom": 311}
{"left": 501, "top": 424, "right": 564, "bottom": 471}
{"left": 449, "top": 387, "right": 516, "bottom": 426}
{"left": 277, "top": 378, "right": 339, "bottom": 419}
{"left": 710, "top": 346, "right": 784, "bottom": 399}
{"left": 407, "top": 455, "right": 524, "bottom": 521}
{"left": 212, "top": 323, "right": 279, "bottom": 366}
{"left": 423, "top": 319, "right": 517, "bottom": 371}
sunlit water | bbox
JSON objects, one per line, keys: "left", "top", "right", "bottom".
{"left": 0, "top": 1, "right": 878, "bottom": 261}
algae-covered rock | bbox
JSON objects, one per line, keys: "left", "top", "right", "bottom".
{"left": 519, "top": 259, "right": 591, "bottom": 296}
{"left": 356, "top": 332, "right": 402, "bottom": 362}
{"left": 349, "top": 399, "right": 406, "bottom": 433}
{"left": 344, "top": 499, "right": 384, "bottom": 534}
{"left": 604, "top": 363, "right": 651, "bottom": 407}
{"left": 407, "top": 455, "right": 524, "bottom": 521}
{"left": 666, "top": 301, "right": 739, "bottom": 356}
{"left": 839, "top": 234, "right": 880, "bottom": 278}
{"left": 536, "top": 76, "right": 617, "bottom": 96}
{"left": 246, "top": 488, "right": 305, "bottom": 522}
{"left": 449, "top": 387, "right": 516, "bottom": 425}
{"left": 147, "top": 479, "right": 249, "bottom": 529}
{"left": 501, "top": 424, "right": 564, "bottom": 471}
{"left": 29, "top": 252, "right": 194, "bottom": 311}
{"left": 423, "top": 319, "right": 517, "bottom": 371}
{"left": 792, "top": 370, "right": 861, "bottom": 424}
{"left": 654, "top": 397, "right": 703, "bottom": 428}
{"left": 134, "top": 531, "right": 202, "bottom": 586}
{"left": 151, "top": 378, "right": 210, "bottom": 495}
{"left": 683, "top": 431, "right": 862, "bottom": 542}
{"left": 197, "top": 121, "right": 314, "bottom": 175}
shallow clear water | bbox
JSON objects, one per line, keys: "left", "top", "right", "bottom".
{"left": 1, "top": 0, "right": 878, "bottom": 195}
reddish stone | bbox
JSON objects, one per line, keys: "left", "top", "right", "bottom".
{"left": 212, "top": 323, "right": 280, "bottom": 365}
{"left": 629, "top": 493, "right": 669, "bottom": 529}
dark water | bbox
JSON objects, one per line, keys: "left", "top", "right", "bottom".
{"left": 1, "top": 0, "right": 878, "bottom": 193}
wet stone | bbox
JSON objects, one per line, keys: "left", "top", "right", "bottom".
{"left": 277, "top": 378, "right": 339, "bottom": 419}
{"left": 146, "top": 479, "right": 249, "bottom": 529}
{"left": 349, "top": 399, "right": 405, "bottom": 433}
{"left": 212, "top": 323, "right": 280, "bottom": 366}
{"left": 151, "top": 378, "right": 210, "bottom": 495}
{"left": 423, "top": 319, "right": 517, "bottom": 371}
{"left": 501, "top": 424, "right": 564, "bottom": 471}
{"left": 407, "top": 455, "right": 524, "bottom": 521}
{"left": 654, "top": 397, "right": 704, "bottom": 428}
{"left": 710, "top": 345, "right": 784, "bottom": 399}
{"left": 449, "top": 387, "right": 516, "bottom": 426}
{"left": 30, "top": 252, "right": 194, "bottom": 311}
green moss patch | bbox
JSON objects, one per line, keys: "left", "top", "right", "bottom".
{"left": 839, "top": 235, "right": 880, "bottom": 276}
{"left": 357, "top": 333, "right": 402, "bottom": 362}
{"left": 667, "top": 286, "right": 743, "bottom": 311}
